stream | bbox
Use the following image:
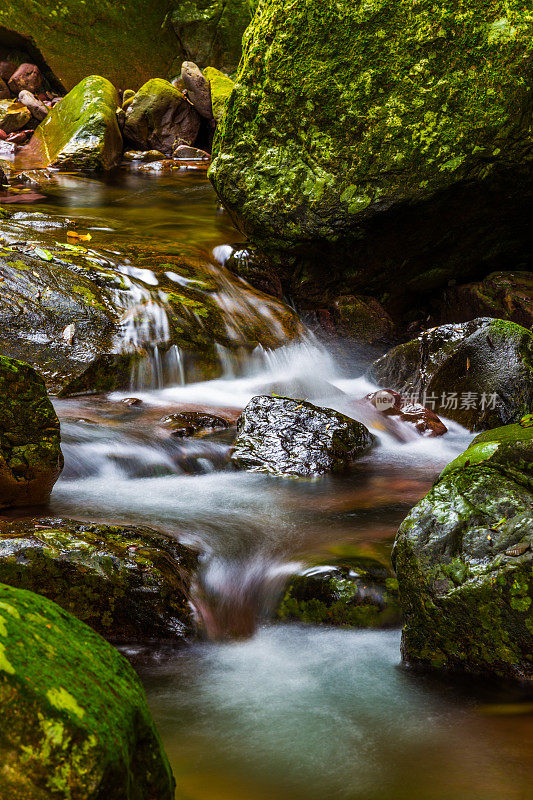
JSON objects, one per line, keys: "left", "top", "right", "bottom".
{"left": 12, "top": 170, "right": 533, "bottom": 799}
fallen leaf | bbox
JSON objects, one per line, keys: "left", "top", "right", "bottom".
{"left": 34, "top": 248, "right": 53, "bottom": 261}
{"left": 67, "top": 230, "right": 92, "bottom": 241}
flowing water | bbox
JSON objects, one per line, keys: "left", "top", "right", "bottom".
{"left": 10, "top": 171, "right": 533, "bottom": 799}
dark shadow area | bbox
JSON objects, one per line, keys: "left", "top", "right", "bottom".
{"left": 0, "top": 24, "right": 65, "bottom": 95}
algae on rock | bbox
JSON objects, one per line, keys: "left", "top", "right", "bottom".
{"left": 20, "top": 75, "right": 122, "bottom": 171}
{"left": 210, "top": 0, "right": 533, "bottom": 307}
{"left": 393, "top": 419, "right": 533, "bottom": 681}
{"left": 0, "top": 582, "right": 175, "bottom": 798}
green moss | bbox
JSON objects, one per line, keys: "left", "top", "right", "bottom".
{"left": 0, "top": 583, "right": 175, "bottom": 798}
{"left": 0, "top": 1, "right": 179, "bottom": 91}
{"left": 22, "top": 76, "right": 122, "bottom": 172}
{"left": 204, "top": 66, "right": 235, "bottom": 122}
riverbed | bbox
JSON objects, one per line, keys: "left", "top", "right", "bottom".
{"left": 13, "top": 170, "right": 533, "bottom": 800}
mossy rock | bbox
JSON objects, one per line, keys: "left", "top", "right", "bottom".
{"left": 203, "top": 66, "right": 235, "bottom": 122}
{"left": 435, "top": 271, "right": 533, "bottom": 330}
{"left": 20, "top": 76, "right": 122, "bottom": 171}
{"left": 0, "top": 355, "right": 62, "bottom": 509}
{"left": 393, "top": 423, "right": 533, "bottom": 681}
{"left": 210, "top": 0, "right": 533, "bottom": 308}
{"left": 124, "top": 78, "right": 201, "bottom": 157}
{"left": 277, "top": 558, "right": 401, "bottom": 628}
{"left": 368, "top": 318, "right": 533, "bottom": 431}
{"left": 0, "top": 1, "right": 180, "bottom": 91}
{"left": 0, "top": 211, "right": 304, "bottom": 394}
{"left": 0, "top": 582, "right": 175, "bottom": 798}
{"left": 0, "top": 517, "right": 198, "bottom": 641}
{"left": 171, "top": 0, "right": 257, "bottom": 73}
{"left": 0, "top": 99, "right": 31, "bottom": 133}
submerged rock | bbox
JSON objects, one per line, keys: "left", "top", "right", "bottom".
{"left": 19, "top": 75, "right": 122, "bottom": 171}
{"left": 368, "top": 318, "right": 533, "bottom": 431}
{"left": 393, "top": 419, "right": 533, "bottom": 681}
{"left": 277, "top": 558, "right": 401, "bottom": 628}
{"left": 435, "top": 271, "right": 533, "bottom": 330}
{"left": 0, "top": 582, "right": 175, "bottom": 798}
{"left": 0, "top": 517, "right": 197, "bottom": 641}
{"left": 0, "top": 355, "right": 62, "bottom": 508}
{"left": 210, "top": 1, "right": 533, "bottom": 309}
{"left": 231, "top": 395, "right": 375, "bottom": 477}
{"left": 124, "top": 79, "right": 201, "bottom": 157}
{"left": 160, "top": 411, "right": 230, "bottom": 437}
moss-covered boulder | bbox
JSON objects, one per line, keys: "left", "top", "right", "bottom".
{"left": 368, "top": 318, "right": 533, "bottom": 431}
{"left": 210, "top": 0, "right": 533, "bottom": 308}
{"left": 171, "top": 0, "right": 257, "bottom": 73}
{"left": 0, "top": 582, "right": 175, "bottom": 798}
{"left": 435, "top": 271, "right": 533, "bottom": 329}
{"left": 20, "top": 76, "right": 122, "bottom": 171}
{"left": 277, "top": 558, "right": 401, "bottom": 628}
{"left": 0, "top": 517, "right": 197, "bottom": 641}
{"left": 204, "top": 66, "right": 235, "bottom": 122}
{"left": 0, "top": 99, "right": 31, "bottom": 133}
{"left": 0, "top": 356, "right": 62, "bottom": 508}
{"left": 231, "top": 395, "right": 375, "bottom": 477}
{"left": 393, "top": 418, "right": 533, "bottom": 681}
{"left": 124, "top": 78, "right": 201, "bottom": 157}
{"left": 0, "top": 1, "right": 179, "bottom": 92}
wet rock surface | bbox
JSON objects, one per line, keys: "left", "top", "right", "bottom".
{"left": 435, "top": 271, "right": 533, "bottom": 330}
{"left": 0, "top": 355, "right": 62, "bottom": 508}
{"left": 364, "top": 389, "right": 448, "bottom": 438}
{"left": 0, "top": 517, "right": 197, "bottom": 642}
{"left": 277, "top": 557, "right": 401, "bottom": 628}
{"left": 393, "top": 419, "right": 533, "bottom": 681}
{"left": 0, "top": 582, "right": 175, "bottom": 799}
{"left": 368, "top": 318, "right": 533, "bottom": 431}
{"left": 231, "top": 395, "right": 375, "bottom": 477}
{"left": 124, "top": 79, "right": 201, "bottom": 158}
{"left": 20, "top": 75, "right": 122, "bottom": 171}
{"left": 160, "top": 411, "right": 231, "bottom": 437}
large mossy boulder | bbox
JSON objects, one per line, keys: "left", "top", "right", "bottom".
{"left": 368, "top": 318, "right": 533, "bottom": 431}
{"left": 393, "top": 419, "right": 533, "bottom": 681}
{"left": 203, "top": 66, "right": 235, "bottom": 122}
{"left": 210, "top": 1, "right": 533, "bottom": 308}
{"left": 0, "top": 355, "right": 62, "bottom": 508}
{"left": 231, "top": 395, "right": 375, "bottom": 477}
{"left": 0, "top": 582, "right": 175, "bottom": 798}
{"left": 124, "top": 78, "right": 201, "bottom": 157}
{"left": 0, "top": 517, "right": 197, "bottom": 642}
{"left": 20, "top": 76, "right": 122, "bottom": 171}
{"left": 0, "top": 1, "right": 179, "bottom": 92}
{"left": 170, "top": 0, "right": 257, "bottom": 73}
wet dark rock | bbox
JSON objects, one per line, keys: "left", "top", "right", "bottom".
{"left": 368, "top": 318, "right": 533, "bottom": 431}
{"left": 231, "top": 395, "right": 375, "bottom": 477}
{"left": 160, "top": 411, "right": 230, "bottom": 437}
{"left": 0, "top": 517, "right": 198, "bottom": 642}
{"left": 364, "top": 389, "right": 448, "bottom": 438}
{"left": 0, "top": 355, "right": 62, "bottom": 509}
{"left": 277, "top": 558, "right": 401, "bottom": 628}
{"left": 181, "top": 61, "right": 213, "bottom": 119}
{"left": 0, "top": 78, "right": 9, "bottom": 100}
{"left": 0, "top": 61, "right": 16, "bottom": 83}
{"left": 18, "top": 89, "right": 48, "bottom": 121}
{"left": 0, "top": 582, "right": 175, "bottom": 799}
{"left": 8, "top": 63, "right": 42, "bottom": 95}
{"left": 124, "top": 79, "right": 201, "bottom": 157}
{"left": 122, "top": 149, "right": 166, "bottom": 163}
{"left": 225, "top": 246, "right": 283, "bottom": 298}
{"left": 393, "top": 419, "right": 533, "bottom": 681}
{"left": 435, "top": 271, "right": 533, "bottom": 330}
{"left": 334, "top": 295, "right": 395, "bottom": 344}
